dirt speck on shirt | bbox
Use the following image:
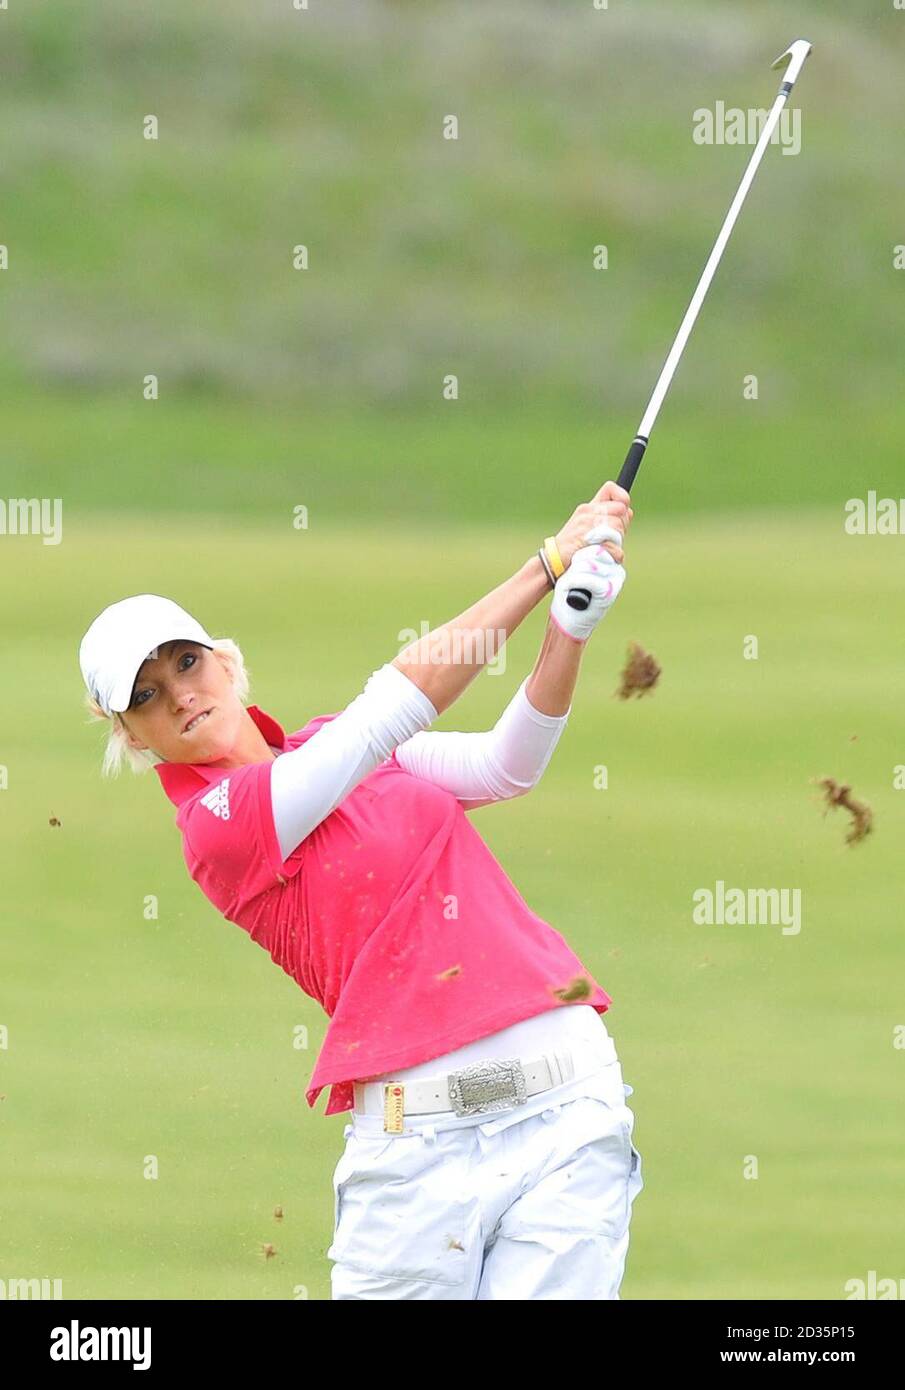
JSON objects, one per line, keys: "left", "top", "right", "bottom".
{"left": 549, "top": 974, "right": 593, "bottom": 1002}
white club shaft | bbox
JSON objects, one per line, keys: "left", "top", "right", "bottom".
{"left": 637, "top": 89, "right": 790, "bottom": 441}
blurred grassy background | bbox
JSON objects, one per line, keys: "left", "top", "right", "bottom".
{"left": 1, "top": 0, "right": 904, "bottom": 1301}
{"left": 0, "top": 0, "right": 902, "bottom": 516}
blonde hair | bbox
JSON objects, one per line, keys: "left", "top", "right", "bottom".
{"left": 83, "top": 638, "right": 251, "bottom": 778}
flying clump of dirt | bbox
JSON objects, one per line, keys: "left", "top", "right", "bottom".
{"left": 617, "top": 642, "right": 661, "bottom": 700}
{"left": 815, "top": 777, "right": 873, "bottom": 846}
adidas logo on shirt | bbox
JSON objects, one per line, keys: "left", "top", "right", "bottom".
{"left": 200, "top": 779, "right": 231, "bottom": 821}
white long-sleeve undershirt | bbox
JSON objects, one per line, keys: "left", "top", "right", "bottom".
{"left": 392, "top": 676, "right": 569, "bottom": 810}
{"left": 269, "top": 663, "right": 570, "bottom": 863}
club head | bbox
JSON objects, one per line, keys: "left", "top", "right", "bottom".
{"left": 771, "top": 39, "right": 813, "bottom": 89}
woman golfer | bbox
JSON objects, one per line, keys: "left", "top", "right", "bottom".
{"left": 78, "top": 481, "right": 642, "bottom": 1301}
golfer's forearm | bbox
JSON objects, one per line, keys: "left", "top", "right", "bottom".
{"left": 392, "top": 554, "right": 550, "bottom": 714}
{"left": 524, "top": 615, "right": 585, "bottom": 717}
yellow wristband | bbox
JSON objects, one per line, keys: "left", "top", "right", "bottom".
{"left": 543, "top": 536, "right": 566, "bottom": 580}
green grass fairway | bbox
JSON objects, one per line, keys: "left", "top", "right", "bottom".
{"left": 2, "top": 507, "right": 902, "bottom": 1299}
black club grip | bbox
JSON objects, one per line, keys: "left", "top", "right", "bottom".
{"left": 564, "top": 436, "right": 648, "bottom": 611}
{"left": 617, "top": 435, "right": 648, "bottom": 492}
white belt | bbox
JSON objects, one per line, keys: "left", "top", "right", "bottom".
{"left": 352, "top": 1039, "right": 606, "bottom": 1122}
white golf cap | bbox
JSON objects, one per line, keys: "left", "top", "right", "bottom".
{"left": 79, "top": 594, "right": 216, "bottom": 717}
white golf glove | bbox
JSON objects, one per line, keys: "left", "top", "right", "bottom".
{"left": 550, "top": 525, "right": 627, "bottom": 643}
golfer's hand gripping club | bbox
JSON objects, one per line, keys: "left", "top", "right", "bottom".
{"left": 566, "top": 444, "right": 641, "bottom": 611}
{"left": 551, "top": 526, "right": 626, "bottom": 642}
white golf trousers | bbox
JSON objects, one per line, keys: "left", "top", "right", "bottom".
{"left": 327, "top": 1050, "right": 643, "bottom": 1300}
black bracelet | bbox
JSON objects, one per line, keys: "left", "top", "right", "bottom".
{"left": 537, "top": 547, "right": 556, "bottom": 590}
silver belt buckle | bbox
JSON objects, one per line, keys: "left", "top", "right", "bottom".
{"left": 447, "top": 1057, "right": 528, "bottom": 1118}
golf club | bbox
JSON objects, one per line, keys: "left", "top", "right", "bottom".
{"left": 566, "top": 38, "right": 813, "bottom": 611}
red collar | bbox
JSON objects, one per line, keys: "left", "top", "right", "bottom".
{"left": 154, "top": 705, "right": 288, "bottom": 807}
